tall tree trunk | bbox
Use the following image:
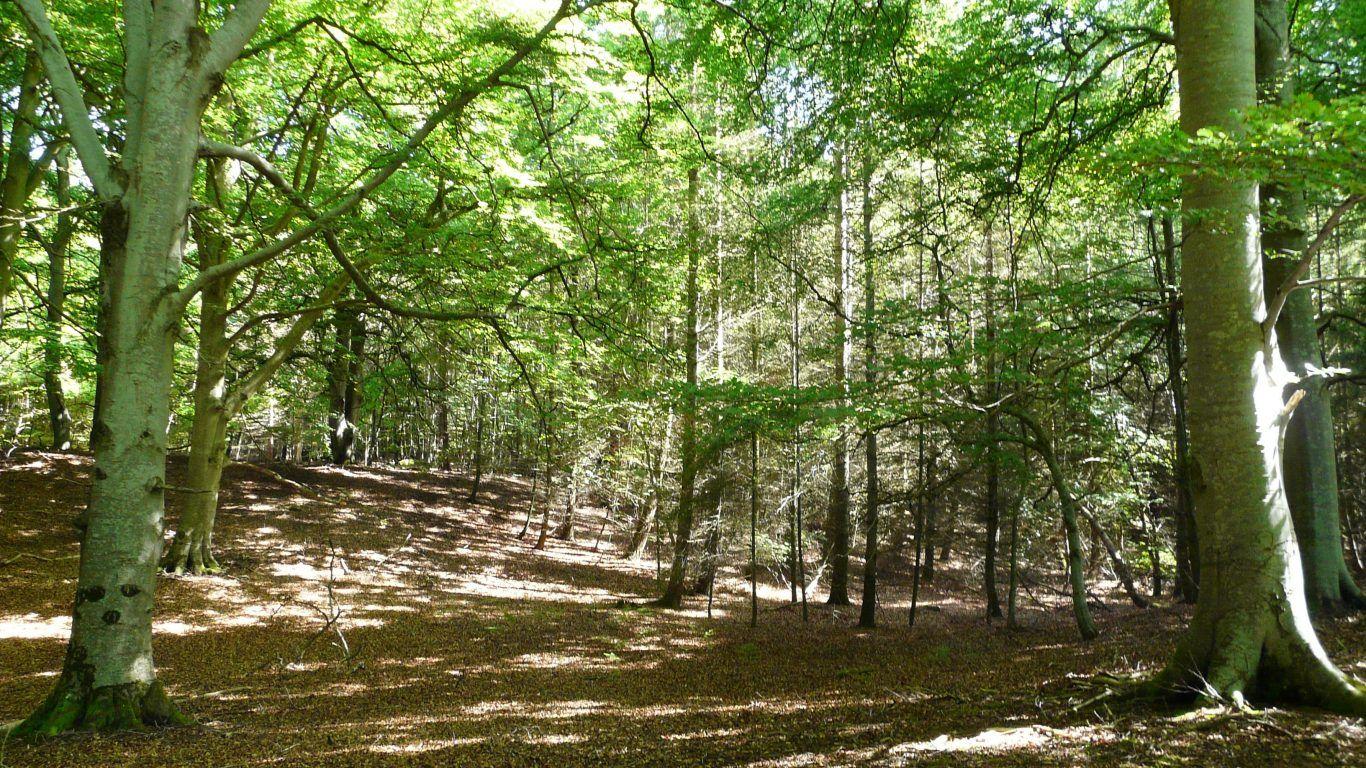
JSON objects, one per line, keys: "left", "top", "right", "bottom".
{"left": 164, "top": 273, "right": 229, "bottom": 575}
{"left": 552, "top": 463, "right": 577, "bottom": 540}
{"left": 1154, "top": 213, "right": 1200, "bottom": 602}
{"left": 921, "top": 487, "right": 937, "bottom": 582}
{"left": 43, "top": 153, "right": 73, "bottom": 451}
{"left": 13, "top": 12, "right": 217, "bottom": 722}
{"left": 165, "top": 158, "right": 234, "bottom": 576}
{"left": 983, "top": 223, "right": 1003, "bottom": 618}
{"left": 658, "top": 167, "right": 701, "bottom": 608}
{"left": 0, "top": 51, "right": 42, "bottom": 321}
{"left": 1156, "top": 0, "right": 1366, "bottom": 713}
{"left": 857, "top": 156, "right": 879, "bottom": 628}
{"left": 1255, "top": 0, "right": 1363, "bottom": 614}
{"left": 826, "top": 150, "right": 852, "bottom": 606}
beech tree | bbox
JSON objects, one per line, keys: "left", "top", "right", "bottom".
{"left": 7, "top": 0, "right": 587, "bottom": 734}
{"left": 1153, "top": 0, "right": 1365, "bottom": 713}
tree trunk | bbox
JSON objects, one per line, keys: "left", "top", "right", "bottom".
{"left": 983, "top": 223, "right": 1003, "bottom": 619}
{"left": 1155, "top": 213, "right": 1200, "bottom": 603}
{"left": 826, "top": 150, "right": 852, "bottom": 606}
{"left": 552, "top": 464, "right": 577, "bottom": 540}
{"left": 658, "top": 167, "right": 701, "bottom": 608}
{"left": 164, "top": 270, "right": 230, "bottom": 575}
{"left": 0, "top": 51, "right": 42, "bottom": 321}
{"left": 1076, "top": 504, "right": 1150, "bottom": 609}
{"left": 327, "top": 309, "right": 364, "bottom": 464}
{"left": 1013, "top": 410, "right": 1099, "bottom": 640}
{"left": 1156, "top": 0, "right": 1366, "bottom": 713}
{"left": 468, "top": 390, "right": 485, "bottom": 501}
{"left": 691, "top": 478, "right": 723, "bottom": 595}
{"left": 857, "top": 155, "right": 879, "bottom": 628}
{"left": 1254, "top": 0, "right": 1363, "bottom": 614}
{"left": 921, "top": 486, "right": 937, "bottom": 582}
{"left": 17, "top": 142, "right": 196, "bottom": 735}
{"left": 43, "top": 153, "right": 73, "bottom": 451}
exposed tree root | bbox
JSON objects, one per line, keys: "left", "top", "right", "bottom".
{"left": 1085, "top": 621, "right": 1366, "bottom": 717}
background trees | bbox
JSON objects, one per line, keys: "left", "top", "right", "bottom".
{"left": 0, "top": 0, "right": 1361, "bottom": 732}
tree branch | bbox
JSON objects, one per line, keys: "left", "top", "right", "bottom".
{"left": 1263, "top": 194, "right": 1363, "bottom": 337}
{"left": 200, "top": 0, "right": 273, "bottom": 80}
{"left": 13, "top": 0, "right": 122, "bottom": 200}
{"left": 164, "top": 0, "right": 578, "bottom": 318}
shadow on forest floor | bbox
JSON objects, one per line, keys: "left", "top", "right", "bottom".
{"left": 0, "top": 451, "right": 1363, "bottom": 767}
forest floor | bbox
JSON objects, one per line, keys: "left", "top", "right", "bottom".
{"left": 0, "top": 452, "right": 1363, "bottom": 767}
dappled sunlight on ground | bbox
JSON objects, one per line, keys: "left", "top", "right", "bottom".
{"left": 1, "top": 450, "right": 1363, "bottom": 767}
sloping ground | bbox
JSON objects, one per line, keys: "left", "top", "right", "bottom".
{"left": 0, "top": 452, "right": 1363, "bottom": 767}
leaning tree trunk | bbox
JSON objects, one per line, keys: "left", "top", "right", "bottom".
{"left": 1255, "top": 0, "right": 1363, "bottom": 614}
{"left": 1013, "top": 410, "right": 1100, "bottom": 640}
{"left": 1155, "top": 0, "right": 1366, "bottom": 714}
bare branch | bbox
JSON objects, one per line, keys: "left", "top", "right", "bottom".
{"left": 1263, "top": 194, "right": 1363, "bottom": 337}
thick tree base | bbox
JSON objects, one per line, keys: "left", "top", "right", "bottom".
{"left": 10, "top": 679, "right": 190, "bottom": 737}
{"left": 651, "top": 585, "right": 686, "bottom": 610}
{"left": 1144, "top": 617, "right": 1366, "bottom": 716}
{"left": 162, "top": 531, "right": 222, "bottom": 576}
{"left": 1309, "top": 569, "right": 1366, "bottom": 616}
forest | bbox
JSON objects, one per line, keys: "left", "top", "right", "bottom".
{"left": 0, "top": 0, "right": 1363, "bottom": 765}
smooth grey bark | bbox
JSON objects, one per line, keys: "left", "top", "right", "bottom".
{"left": 1154, "top": 0, "right": 1366, "bottom": 714}
{"left": 326, "top": 308, "right": 364, "bottom": 464}
{"left": 468, "top": 389, "right": 485, "bottom": 501}
{"left": 10, "top": 0, "right": 256, "bottom": 732}
{"left": 1254, "top": 0, "right": 1363, "bottom": 614}
{"left": 552, "top": 462, "right": 578, "bottom": 540}
{"left": 11, "top": 0, "right": 574, "bottom": 733}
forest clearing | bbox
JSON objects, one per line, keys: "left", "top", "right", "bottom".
{"left": 2, "top": 453, "right": 1363, "bottom": 767}
{"left": 1, "top": 0, "right": 1364, "bottom": 765}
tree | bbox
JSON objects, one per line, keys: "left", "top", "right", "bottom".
{"left": 8, "top": 0, "right": 583, "bottom": 733}
{"left": 657, "top": 167, "right": 701, "bottom": 609}
{"left": 1254, "top": 0, "right": 1364, "bottom": 614}
{"left": 1153, "top": 0, "right": 1366, "bottom": 713}
{"left": 826, "top": 149, "right": 852, "bottom": 606}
